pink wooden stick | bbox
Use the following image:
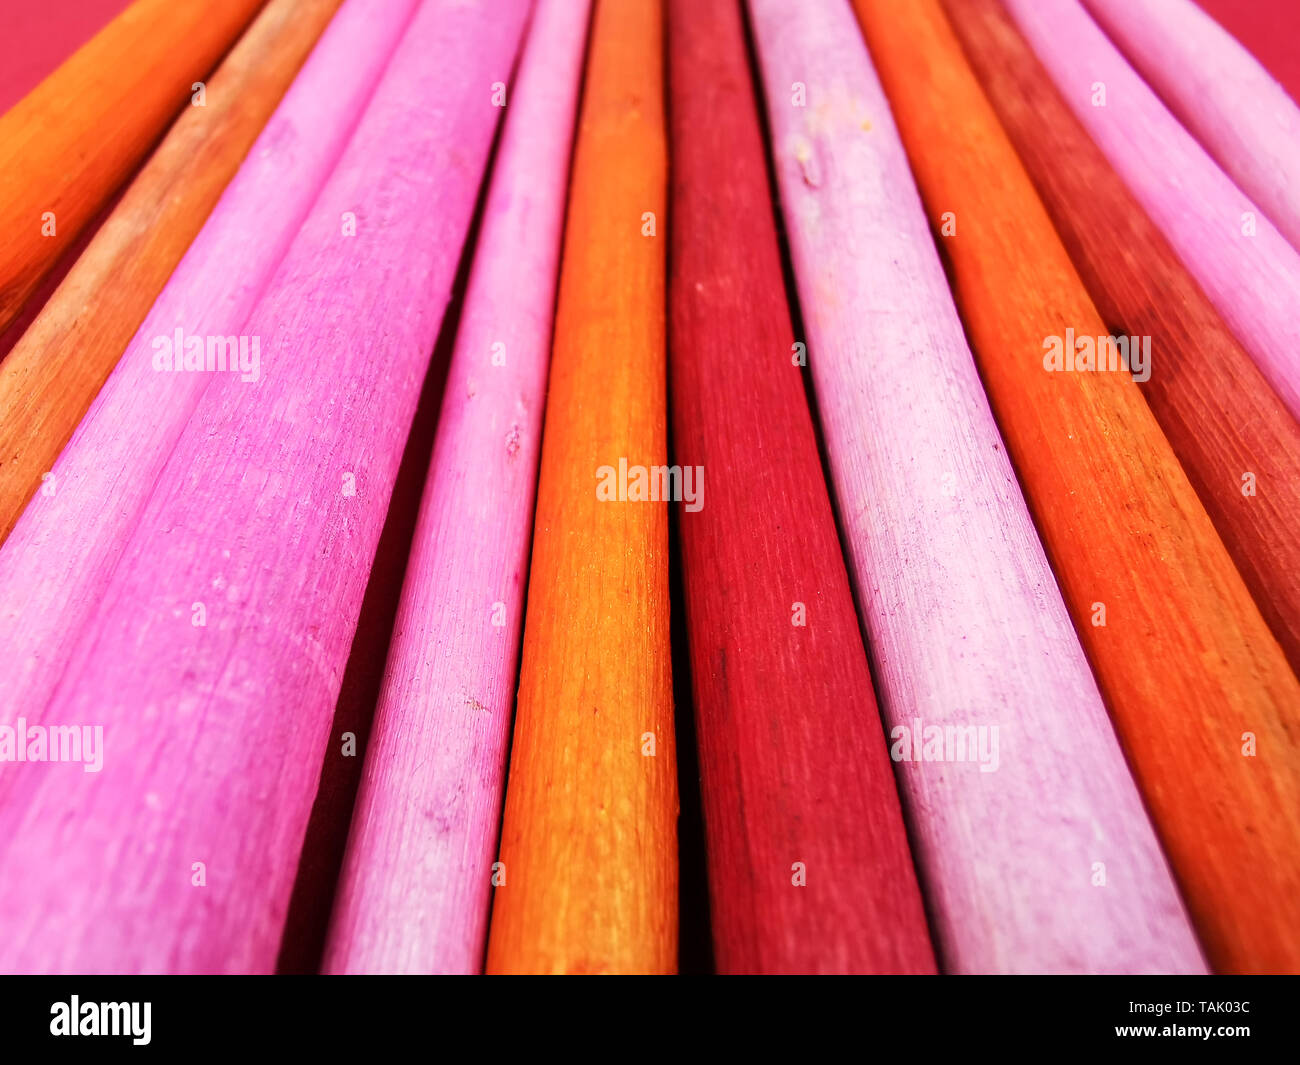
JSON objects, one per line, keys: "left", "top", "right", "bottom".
{"left": 1084, "top": 0, "right": 1300, "bottom": 255}
{"left": 1004, "top": 0, "right": 1300, "bottom": 424}
{"left": 0, "top": 0, "right": 530, "bottom": 974}
{"left": 746, "top": 0, "right": 1203, "bottom": 973}
{"left": 0, "top": 0, "right": 418, "bottom": 739}
{"left": 321, "top": 0, "right": 590, "bottom": 975}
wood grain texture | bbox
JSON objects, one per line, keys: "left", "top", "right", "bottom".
{"left": 0, "top": 0, "right": 346, "bottom": 544}
{"left": 946, "top": 0, "right": 1300, "bottom": 709}
{"left": 0, "top": 0, "right": 529, "bottom": 974}
{"left": 1000, "top": 0, "right": 1300, "bottom": 427}
{"left": 1084, "top": 0, "right": 1300, "bottom": 255}
{"left": 0, "top": 0, "right": 129, "bottom": 115}
{"left": 484, "top": 0, "right": 677, "bottom": 975}
{"left": 747, "top": 0, "right": 1200, "bottom": 974}
{"left": 666, "top": 0, "right": 934, "bottom": 975}
{"left": 321, "top": 0, "right": 591, "bottom": 976}
{"left": 0, "top": 182, "right": 130, "bottom": 364}
{"left": 0, "top": 0, "right": 265, "bottom": 334}
{"left": 867, "top": 0, "right": 1300, "bottom": 974}
{"left": 0, "top": 0, "right": 417, "bottom": 747}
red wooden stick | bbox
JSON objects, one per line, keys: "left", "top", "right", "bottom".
{"left": 667, "top": 0, "right": 935, "bottom": 974}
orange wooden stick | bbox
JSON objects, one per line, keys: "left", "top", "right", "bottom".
{"left": 485, "top": 0, "right": 677, "bottom": 974}
{"left": 853, "top": 0, "right": 1300, "bottom": 973}
{"left": 0, "top": 0, "right": 341, "bottom": 545}
{"left": 0, "top": 0, "right": 265, "bottom": 334}
{"left": 0, "top": 1, "right": 129, "bottom": 115}
{"left": 942, "top": 0, "right": 1300, "bottom": 681}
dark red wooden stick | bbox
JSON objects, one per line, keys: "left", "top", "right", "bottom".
{"left": 666, "top": 0, "right": 935, "bottom": 974}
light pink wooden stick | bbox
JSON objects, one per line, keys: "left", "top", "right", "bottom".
{"left": 0, "top": 0, "right": 531, "bottom": 975}
{"left": 746, "top": 0, "right": 1203, "bottom": 973}
{"left": 1084, "top": 0, "right": 1300, "bottom": 255}
{"left": 1004, "top": 0, "right": 1300, "bottom": 424}
{"left": 0, "top": 0, "right": 419, "bottom": 737}
{"left": 321, "top": 0, "right": 589, "bottom": 976}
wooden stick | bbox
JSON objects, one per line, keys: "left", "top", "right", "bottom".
{"left": 0, "top": 0, "right": 346, "bottom": 544}
{"left": 665, "top": 0, "right": 934, "bottom": 975}
{"left": 485, "top": 0, "right": 677, "bottom": 975}
{"left": 0, "top": 183, "right": 130, "bottom": 364}
{"left": 0, "top": 1, "right": 128, "bottom": 115}
{"left": 1194, "top": 0, "right": 1300, "bottom": 105}
{"left": 0, "top": 5, "right": 188, "bottom": 360}
{"left": 1000, "top": 0, "right": 1300, "bottom": 430}
{"left": 746, "top": 0, "right": 1202, "bottom": 974}
{"left": 944, "top": 0, "right": 1300, "bottom": 717}
{"left": 0, "top": 0, "right": 265, "bottom": 334}
{"left": 863, "top": 0, "right": 1300, "bottom": 973}
{"left": 321, "top": 0, "right": 592, "bottom": 976}
{"left": 1083, "top": 0, "right": 1300, "bottom": 254}
{"left": 0, "top": 0, "right": 417, "bottom": 748}
{"left": 0, "top": 0, "right": 529, "bottom": 974}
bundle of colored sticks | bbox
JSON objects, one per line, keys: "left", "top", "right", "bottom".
{"left": 0, "top": 0, "right": 1297, "bottom": 977}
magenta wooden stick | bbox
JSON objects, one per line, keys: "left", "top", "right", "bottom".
{"left": 0, "top": 0, "right": 419, "bottom": 738}
{"left": 1004, "top": 0, "right": 1300, "bottom": 424}
{"left": 746, "top": 0, "right": 1202, "bottom": 973}
{"left": 321, "top": 0, "right": 590, "bottom": 976}
{"left": 1083, "top": 0, "right": 1300, "bottom": 255}
{"left": 0, "top": 0, "right": 530, "bottom": 974}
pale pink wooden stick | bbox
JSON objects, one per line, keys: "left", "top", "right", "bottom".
{"left": 1004, "top": 0, "right": 1300, "bottom": 424}
{"left": 747, "top": 0, "right": 1203, "bottom": 973}
{"left": 0, "top": 0, "right": 419, "bottom": 737}
{"left": 321, "top": 0, "right": 590, "bottom": 976}
{"left": 1084, "top": 0, "right": 1300, "bottom": 255}
{"left": 0, "top": 0, "right": 531, "bottom": 975}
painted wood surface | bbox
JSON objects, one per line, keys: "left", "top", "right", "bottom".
{"left": 747, "top": 0, "right": 1201, "bottom": 974}
{"left": 485, "top": 0, "right": 678, "bottom": 976}
{"left": 0, "top": 185, "right": 130, "bottom": 365}
{"left": 1084, "top": 0, "right": 1300, "bottom": 254}
{"left": 0, "top": 0, "right": 265, "bottom": 333}
{"left": 0, "top": 0, "right": 129, "bottom": 115}
{"left": 0, "top": 0, "right": 346, "bottom": 544}
{"left": 322, "top": 0, "right": 591, "bottom": 976}
{"left": 0, "top": 0, "right": 418, "bottom": 746}
{"left": 0, "top": 0, "right": 529, "bottom": 974}
{"left": 947, "top": 0, "right": 1300, "bottom": 702}
{"left": 1194, "top": 0, "right": 1300, "bottom": 104}
{"left": 1002, "top": 0, "right": 1300, "bottom": 428}
{"left": 666, "top": 0, "right": 934, "bottom": 975}
{"left": 869, "top": 0, "right": 1300, "bottom": 974}
{"left": 0, "top": 0, "right": 134, "bottom": 361}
